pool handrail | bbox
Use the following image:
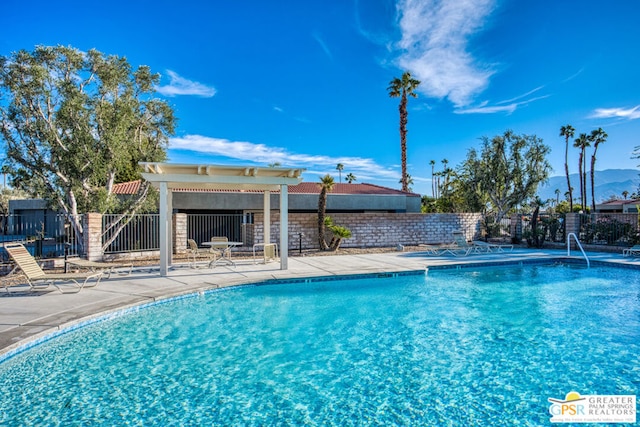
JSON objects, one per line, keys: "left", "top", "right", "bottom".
{"left": 566, "top": 232, "right": 590, "bottom": 268}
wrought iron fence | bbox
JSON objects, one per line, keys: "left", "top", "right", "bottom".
{"left": 187, "top": 214, "right": 252, "bottom": 246}
{"left": 0, "top": 213, "right": 82, "bottom": 260}
{"left": 102, "top": 214, "right": 160, "bottom": 254}
{"left": 482, "top": 215, "right": 511, "bottom": 240}
{"left": 521, "top": 213, "right": 566, "bottom": 244}
{"left": 578, "top": 213, "right": 640, "bottom": 246}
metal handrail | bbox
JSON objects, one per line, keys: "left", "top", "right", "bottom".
{"left": 567, "top": 232, "right": 590, "bottom": 268}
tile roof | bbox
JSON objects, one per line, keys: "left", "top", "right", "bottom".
{"left": 112, "top": 180, "right": 419, "bottom": 196}
{"left": 112, "top": 180, "right": 141, "bottom": 195}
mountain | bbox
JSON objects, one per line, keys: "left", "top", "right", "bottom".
{"left": 537, "top": 169, "right": 640, "bottom": 203}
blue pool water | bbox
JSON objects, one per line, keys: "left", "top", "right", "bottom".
{"left": 1, "top": 264, "right": 639, "bottom": 425}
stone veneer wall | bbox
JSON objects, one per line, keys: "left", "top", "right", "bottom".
{"left": 253, "top": 212, "right": 484, "bottom": 250}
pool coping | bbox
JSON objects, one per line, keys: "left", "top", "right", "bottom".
{"left": 2, "top": 250, "right": 640, "bottom": 363}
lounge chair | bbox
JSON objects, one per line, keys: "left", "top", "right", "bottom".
{"left": 4, "top": 243, "right": 103, "bottom": 293}
{"left": 66, "top": 258, "right": 133, "bottom": 278}
{"left": 471, "top": 240, "right": 514, "bottom": 252}
{"left": 622, "top": 245, "right": 640, "bottom": 257}
{"left": 448, "top": 231, "right": 478, "bottom": 256}
{"left": 419, "top": 232, "right": 473, "bottom": 257}
{"left": 187, "top": 239, "right": 219, "bottom": 268}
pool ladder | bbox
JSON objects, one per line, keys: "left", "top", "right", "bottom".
{"left": 567, "top": 232, "right": 590, "bottom": 268}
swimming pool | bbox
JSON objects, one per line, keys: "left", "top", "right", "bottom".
{"left": 0, "top": 264, "right": 638, "bottom": 425}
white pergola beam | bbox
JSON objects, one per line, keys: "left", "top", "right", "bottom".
{"left": 140, "top": 162, "right": 304, "bottom": 277}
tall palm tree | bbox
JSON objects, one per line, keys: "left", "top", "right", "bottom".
{"left": 335, "top": 163, "right": 344, "bottom": 183}
{"left": 429, "top": 159, "right": 436, "bottom": 197}
{"left": 399, "top": 174, "right": 414, "bottom": 192}
{"left": 317, "top": 174, "right": 335, "bottom": 250}
{"left": 560, "top": 124, "right": 575, "bottom": 211}
{"left": 345, "top": 173, "right": 356, "bottom": 183}
{"left": 574, "top": 133, "right": 591, "bottom": 211}
{"left": 588, "top": 127, "right": 608, "bottom": 212}
{"left": 387, "top": 71, "right": 420, "bottom": 192}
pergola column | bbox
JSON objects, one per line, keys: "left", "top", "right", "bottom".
{"left": 159, "top": 182, "right": 173, "bottom": 276}
{"left": 280, "top": 184, "right": 288, "bottom": 270}
{"left": 263, "top": 190, "right": 271, "bottom": 244}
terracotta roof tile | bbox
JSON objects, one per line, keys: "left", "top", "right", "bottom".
{"left": 112, "top": 180, "right": 141, "bottom": 195}
{"left": 113, "top": 180, "right": 419, "bottom": 196}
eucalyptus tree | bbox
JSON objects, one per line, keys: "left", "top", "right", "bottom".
{"left": 560, "top": 124, "right": 575, "bottom": 211}
{"left": 458, "top": 130, "right": 551, "bottom": 222}
{"left": 0, "top": 45, "right": 175, "bottom": 246}
{"left": 317, "top": 174, "right": 335, "bottom": 250}
{"left": 336, "top": 163, "right": 344, "bottom": 183}
{"left": 588, "top": 127, "right": 608, "bottom": 211}
{"left": 345, "top": 173, "right": 356, "bottom": 183}
{"left": 573, "top": 133, "right": 591, "bottom": 211}
{"left": 387, "top": 71, "right": 420, "bottom": 192}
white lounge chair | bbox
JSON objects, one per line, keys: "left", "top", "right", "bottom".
{"left": 472, "top": 240, "right": 514, "bottom": 252}
{"left": 622, "top": 245, "right": 640, "bottom": 257}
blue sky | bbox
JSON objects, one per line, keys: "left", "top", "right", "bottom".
{"left": 3, "top": 0, "right": 640, "bottom": 195}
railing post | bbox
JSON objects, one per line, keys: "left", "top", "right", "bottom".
{"left": 84, "top": 213, "right": 103, "bottom": 261}
{"left": 173, "top": 213, "right": 187, "bottom": 254}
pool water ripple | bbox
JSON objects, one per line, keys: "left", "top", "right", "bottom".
{"left": 0, "top": 264, "right": 639, "bottom": 425}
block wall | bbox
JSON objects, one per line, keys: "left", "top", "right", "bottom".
{"left": 253, "top": 212, "right": 484, "bottom": 250}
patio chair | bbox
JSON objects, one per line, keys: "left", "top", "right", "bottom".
{"left": 622, "top": 245, "right": 640, "bottom": 257}
{"left": 4, "top": 242, "right": 103, "bottom": 293}
{"left": 187, "top": 239, "right": 219, "bottom": 268}
{"left": 210, "top": 236, "right": 231, "bottom": 261}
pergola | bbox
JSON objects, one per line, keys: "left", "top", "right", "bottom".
{"left": 140, "top": 162, "right": 305, "bottom": 276}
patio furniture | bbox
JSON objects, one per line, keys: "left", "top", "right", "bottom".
{"left": 253, "top": 243, "right": 279, "bottom": 264}
{"left": 202, "top": 237, "right": 243, "bottom": 267}
{"left": 622, "top": 245, "right": 640, "bottom": 257}
{"left": 471, "top": 240, "right": 514, "bottom": 252}
{"left": 187, "top": 239, "right": 219, "bottom": 268}
{"left": 4, "top": 242, "right": 103, "bottom": 293}
{"left": 66, "top": 259, "right": 133, "bottom": 278}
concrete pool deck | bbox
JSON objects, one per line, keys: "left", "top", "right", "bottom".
{"left": 2, "top": 248, "right": 639, "bottom": 358}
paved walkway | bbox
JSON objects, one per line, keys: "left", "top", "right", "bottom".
{"left": 2, "top": 248, "right": 638, "bottom": 358}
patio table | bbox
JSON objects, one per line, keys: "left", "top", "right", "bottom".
{"left": 201, "top": 241, "right": 243, "bottom": 267}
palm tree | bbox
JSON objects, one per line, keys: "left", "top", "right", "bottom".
{"left": 429, "top": 159, "right": 436, "bottom": 197}
{"left": 399, "top": 173, "right": 414, "bottom": 192}
{"left": 0, "top": 164, "right": 11, "bottom": 189}
{"left": 588, "top": 127, "right": 608, "bottom": 212}
{"left": 554, "top": 188, "right": 560, "bottom": 206}
{"left": 560, "top": 125, "right": 575, "bottom": 211}
{"left": 574, "top": 133, "right": 591, "bottom": 211}
{"left": 317, "top": 174, "right": 335, "bottom": 250}
{"left": 345, "top": 173, "right": 356, "bottom": 183}
{"left": 387, "top": 71, "right": 420, "bottom": 192}
{"left": 336, "top": 163, "right": 344, "bottom": 183}
{"left": 622, "top": 190, "right": 629, "bottom": 200}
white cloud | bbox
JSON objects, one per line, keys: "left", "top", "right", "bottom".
{"left": 454, "top": 92, "right": 549, "bottom": 115}
{"left": 155, "top": 70, "right": 216, "bottom": 97}
{"left": 394, "top": 0, "right": 497, "bottom": 107}
{"left": 590, "top": 105, "right": 640, "bottom": 120}
{"left": 312, "top": 31, "right": 333, "bottom": 60}
{"left": 169, "top": 135, "right": 400, "bottom": 180}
